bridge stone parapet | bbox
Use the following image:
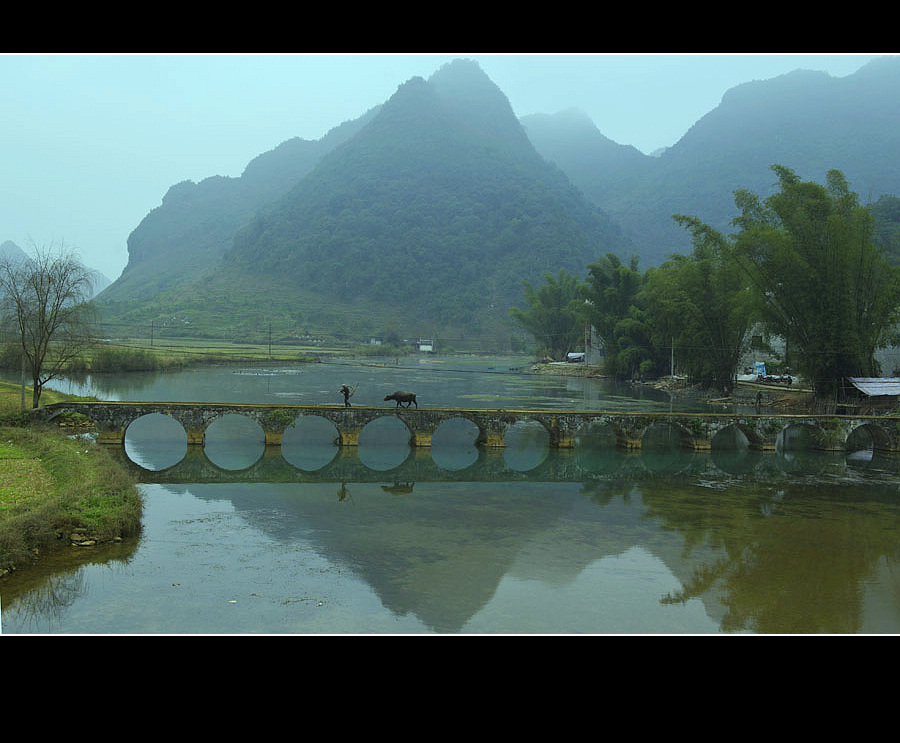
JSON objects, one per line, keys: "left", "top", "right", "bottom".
{"left": 34, "top": 402, "right": 900, "bottom": 455}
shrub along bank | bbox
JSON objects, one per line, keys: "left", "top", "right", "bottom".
{"left": 0, "top": 381, "right": 142, "bottom": 576}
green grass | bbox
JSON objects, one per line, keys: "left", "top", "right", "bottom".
{"left": 0, "top": 381, "right": 142, "bottom": 575}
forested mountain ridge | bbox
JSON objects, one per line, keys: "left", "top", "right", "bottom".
{"left": 225, "top": 60, "right": 624, "bottom": 333}
{"left": 524, "top": 56, "right": 900, "bottom": 265}
{"left": 95, "top": 56, "right": 900, "bottom": 346}
{"left": 102, "top": 107, "right": 380, "bottom": 302}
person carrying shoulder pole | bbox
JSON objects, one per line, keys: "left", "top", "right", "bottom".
{"left": 339, "top": 383, "right": 358, "bottom": 407}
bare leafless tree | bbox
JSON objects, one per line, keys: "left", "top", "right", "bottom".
{"left": 0, "top": 239, "right": 97, "bottom": 408}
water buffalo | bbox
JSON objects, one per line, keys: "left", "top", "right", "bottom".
{"left": 384, "top": 391, "right": 418, "bottom": 408}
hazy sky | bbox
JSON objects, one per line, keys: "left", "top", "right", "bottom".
{"left": 0, "top": 53, "right": 885, "bottom": 281}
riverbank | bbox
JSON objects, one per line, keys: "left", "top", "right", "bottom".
{"left": 0, "top": 382, "right": 142, "bottom": 578}
{"left": 527, "top": 362, "right": 605, "bottom": 377}
{"left": 527, "top": 362, "right": 818, "bottom": 411}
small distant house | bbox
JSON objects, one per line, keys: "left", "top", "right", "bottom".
{"left": 416, "top": 338, "right": 435, "bottom": 353}
{"left": 844, "top": 378, "right": 900, "bottom": 409}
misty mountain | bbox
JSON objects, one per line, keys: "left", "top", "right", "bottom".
{"left": 88, "top": 271, "right": 112, "bottom": 297}
{"left": 1, "top": 239, "right": 111, "bottom": 298}
{"left": 104, "top": 107, "right": 380, "bottom": 302}
{"left": 521, "top": 107, "right": 654, "bottom": 206}
{"left": 95, "top": 56, "right": 900, "bottom": 345}
{"left": 224, "top": 60, "right": 624, "bottom": 332}
{"left": 524, "top": 56, "right": 900, "bottom": 265}
{"left": 0, "top": 240, "right": 28, "bottom": 265}
{"left": 99, "top": 59, "right": 625, "bottom": 342}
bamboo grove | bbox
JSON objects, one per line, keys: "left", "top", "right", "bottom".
{"left": 509, "top": 166, "right": 900, "bottom": 400}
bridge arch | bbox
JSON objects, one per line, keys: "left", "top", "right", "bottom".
{"left": 777, "top": 421, "right": 839, "bottom": 452}
{"left": 845, "top": 421, "right": 894, "bottom": 454}
{"left": 358, "top": 417, "right": 413, "bottom": 471}
{"left": 777, "top": 422, "right": 814, "bottom": 452}
{"left": 124, "top": 412, "right": 188, "bottom": 471}
{"left": 281, "top": 414, "right": 340, "bottom": 471}
{"left": 432, "top": 416, "right": 480, "bottom": 446}
{"left": 573, "top": 421, "right": 623, "bottom": 449}
{"left": 710, "top": 422, "right": 765, "bottom": 451}
{"left": 642, "top": 421, "right": 695, "bottom": 450}
{"left": 204, "top": 413, "right": 266, "bottom": 471}
{"left": 506, "top": 419, "right": 551, "bottom": 447}
{"left": 431, "top": 417, "right": 481, "bottom": 471}
{"left": 504, "top": 419, "right": 550, "bottom": 471}
{"left": 358, "top": 415, "right": 413, "bottom": 446}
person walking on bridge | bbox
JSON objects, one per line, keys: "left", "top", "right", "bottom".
{"left": 339, "top": 383, "right": 357, "bottom": 407}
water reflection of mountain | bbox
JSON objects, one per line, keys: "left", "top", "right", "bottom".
{"left": 144, "top": 479, "right": 667, "bottom": 633}
{"left": 121, "top": 447, "right": 900, "bottom": 633}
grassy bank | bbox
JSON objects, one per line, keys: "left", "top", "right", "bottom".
{"left": 0, "top": 381, "right": 142, "bottom": 577}
{"left": 1, "top": 338, "right": 330, "bottom": 377}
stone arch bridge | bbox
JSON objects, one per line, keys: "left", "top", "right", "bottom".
{"left": 35, "top": 401, "right": 900, "bottom": 454}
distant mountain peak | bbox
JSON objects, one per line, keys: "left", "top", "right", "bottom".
{"left": 0, "top": 239, "right": 29, "bottom": 268}
{"left": 532, "top": 107, "right": 596, "bottom": 127}
{"left": 428, "top": 59, "right": 533, "bottom": 151}
{"left": 428, "top": 58, "right": 500, "bottom": 93}
{"left": 96, "top": 55, "right": 900, "bottom": 344}
{"left": 220, "top": 57, "right": 622, "bottom": 334}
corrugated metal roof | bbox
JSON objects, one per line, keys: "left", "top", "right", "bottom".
{"left": 848, "top": 378, "right": 900, "bottom": 396}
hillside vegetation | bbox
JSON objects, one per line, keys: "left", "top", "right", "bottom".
{"left": 525, "top": 57, "right": 900, "bottom": 265}
{"left": 227, "top": 64, "right": 623, "bottom": 334}
{"left": 94, "top": 56, "right": 900, "bottom": 349}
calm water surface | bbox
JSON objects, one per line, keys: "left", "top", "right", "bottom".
{"left": 3, "top": 356, "right": 900, "bottom": 634}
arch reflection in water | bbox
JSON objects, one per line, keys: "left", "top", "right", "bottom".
{"left": 205, "top": 413, "right": 266, "bottom": 471}
{"left": 504, "top": 420, "right": 549, "bottom": 472}
{"left": 575, "top": 423, "right": 626, "bottom": 474}
{"left": 640, "top": 422, "right": 686, "bottom": 474}
{"left": 711, "top": 447, "right": 764, "bottom": 476}
{"left": 358, "top": 416, "right": 412, "bottom": 471}
{"left": 281, "top": 415, "right": 339, "bottom": 471}
{"left": 431, "top": 417, "right": 480, "bottom": 471}
{"left": 124, "top": 413, "right": 187, "bottom": 471}
{"left": 847, "top": 448, "right": 896, "bottom": 471}
{"left": 775, "top": 423, "right": 828, "bottom": 475}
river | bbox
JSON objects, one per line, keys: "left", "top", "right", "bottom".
{"left": 2, "top": 355, "right": 900, "bottom": 634}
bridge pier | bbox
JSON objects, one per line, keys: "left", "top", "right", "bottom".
{"left": 336, "top": 428, "right": 362, "bottom": 447}
{"left": 474, "top": 428, "right": 507, "bottom": 448}
{"left": 96, "top": 429, "right": 126, "bottom": 445}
